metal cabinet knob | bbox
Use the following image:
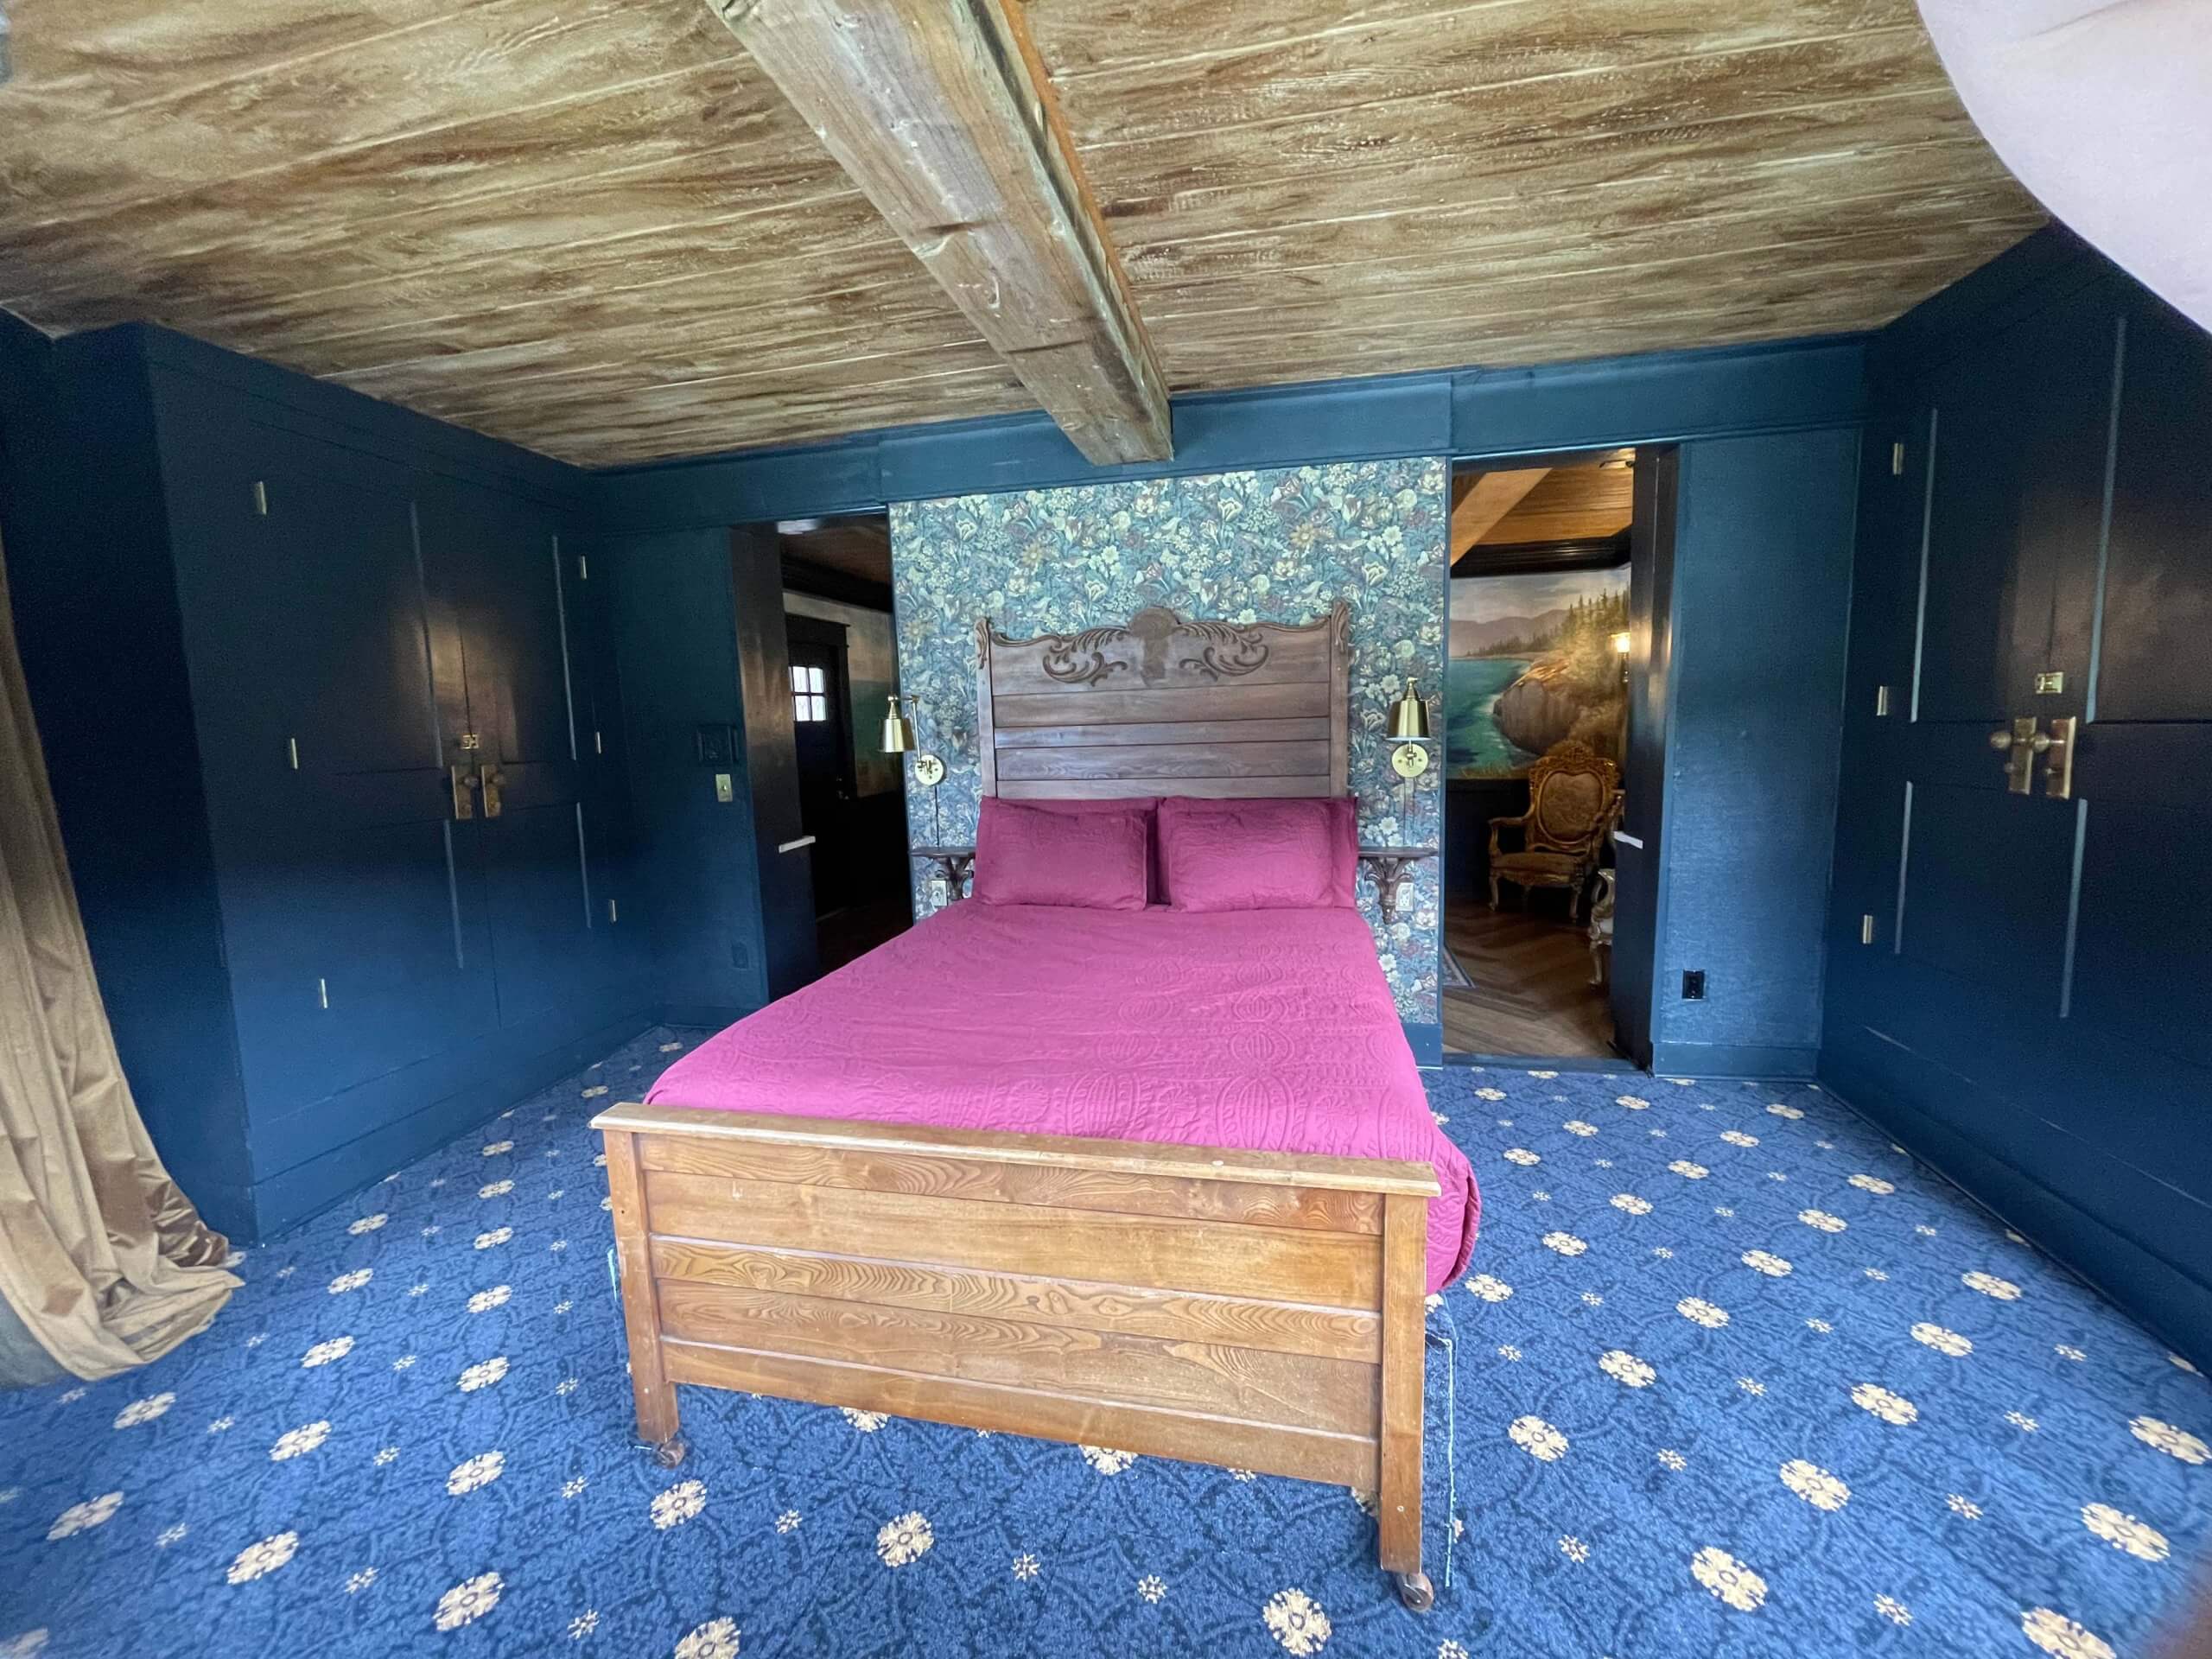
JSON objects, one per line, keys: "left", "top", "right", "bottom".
{"left": 1987, "top": 728, "right": 2015, "bottom": 752}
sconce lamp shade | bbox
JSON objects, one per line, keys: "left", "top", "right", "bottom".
{"left": 880, "top": 695, "right": 915, "bottom": 754}
{"left": 1389, "top": 677, "right": 1430, "bottom": 741}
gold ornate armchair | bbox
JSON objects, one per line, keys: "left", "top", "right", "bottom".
{"left": 1488, "top": 740, "right": 1622, "bottom": 920}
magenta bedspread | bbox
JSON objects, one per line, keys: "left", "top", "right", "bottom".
{"left": 646, "top": 900, "right": 1479, "bottom": 1291}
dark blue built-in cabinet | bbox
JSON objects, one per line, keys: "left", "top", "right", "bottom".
{"left": 1823, "top": 239, "right": 2212, "bottom": 1364}
{"left": 5, "top": 325, "right": 652, "bottom": 1241}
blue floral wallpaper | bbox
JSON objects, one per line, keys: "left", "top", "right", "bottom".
{"left": 888, "top": 460, "right": 1448, "bottom": 1022}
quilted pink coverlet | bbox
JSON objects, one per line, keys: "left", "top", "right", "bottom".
{"left": 646, "top": 900, "right": 1478, "bottom": 1291}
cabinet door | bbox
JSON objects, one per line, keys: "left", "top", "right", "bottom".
{"left": 1887, "top": 289, "right": 2119, "bottom": 1021}
{"left": 418, "top": 480, "right": 612, "bottom": 1024}
{"left": 162, "top": 423, "right": 494, "bottom": 1115}
{"left": 1840, "top": 280, "right": 2212, "bottom": 1278}
{"left": 2062, "top": 293, "right": 2212, "bottom": 1138}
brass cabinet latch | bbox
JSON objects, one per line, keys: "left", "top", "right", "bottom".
{"left": 478, "top": 762, "right": 505, "bottom": 818}
{"left": 449, "top": 762, "right": 476, "bottom": 820}
{"left": 2042, "top": 715, "right": 2076, "bottom": 799}
{"left": 1986, "top": 715, "right": 2077, "bottom": 799}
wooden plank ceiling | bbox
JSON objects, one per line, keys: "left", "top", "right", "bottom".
{"left": 0, "top": 0, "right": 2044, "bottom": 468}
{"left": 1452, "top": 456, "right": 1635, "bottom": 561}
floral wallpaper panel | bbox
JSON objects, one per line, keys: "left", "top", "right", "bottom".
{"left": 888, "top": 460, "right": 1448, "bottom": 1022}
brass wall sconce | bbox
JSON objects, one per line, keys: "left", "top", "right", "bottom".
{"left": 1388, "top": 676, "right": 1432, "bottom": 782}
{"left": 884, "top": 693, "right": 947, "bottom": 841}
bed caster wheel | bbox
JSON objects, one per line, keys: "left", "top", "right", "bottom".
{"left": 1392, "top": 1572, "right": 1434, "bottom": 1613}
{"left": 646, "top": 1435, "right": 688, "bottom": 1469}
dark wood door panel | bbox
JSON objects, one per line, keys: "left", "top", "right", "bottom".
{"left": 226, "top": 818, "right": 493, "bottom": 1114}
{"left": 2091, "top": 293, "right": 2212, "bottom": 724}
{"left": 480, "top": 800, "right": 602, "bottom": 1025}
{"left": 1844, "top": 944, "right": 2201, "bottom": 1190}
{"left": 168, "top": 431, "right": 442, "bottom": 788}
{"left": 1916, "top": 295, "right": 2118, "bottom": 724}
{"left": 2069, "top": 798, "right": 2212, "bottom": 1069}
{"left": 418, "top": 480, "right": 578, "bottom": 768}
{"left": 1895, "top": 779, "right": 2073, "bottom": 1009}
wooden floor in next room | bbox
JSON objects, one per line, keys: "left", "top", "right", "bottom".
{"left": 1442, "top": 902, "right": 1617, "bottom": 1060}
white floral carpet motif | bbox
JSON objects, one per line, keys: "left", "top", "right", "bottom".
{"left": 0, "top": 1032, "right": 2205, "bottom": 1656}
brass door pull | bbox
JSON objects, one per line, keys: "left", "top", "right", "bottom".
{"left": 449, "top": 762, "right": 475, "bottom": 820}
{"left": 2041, "top": 715, "right": 2076, "bottom": 800}
{"left": 1988, "top": 717, "right": 2075, "bottom": 798}
{"left": 1991, "top": 717, "right": 2040, "bottom": 794}
{"left": 479, "top": 762, "right": 505, "bottom": 818}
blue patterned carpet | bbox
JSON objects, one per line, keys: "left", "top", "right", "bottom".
{"left": 3, "top": 1031, "right": 2207, "bottom": 1659}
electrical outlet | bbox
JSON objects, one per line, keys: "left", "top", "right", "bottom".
{"left": 713, "top": 772, "right": 734, "bottom": 804}
{"left": 927, "top": 877, "right": 949, "bottom": 909}
{"left": 1681, "top": 969, "right": 1707, "bottom": 1001}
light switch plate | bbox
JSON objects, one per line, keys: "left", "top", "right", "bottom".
{"left": 928, "top": 877, "right": 949, "bottom": 908}
{"left": 713, "top": 772, "right": 734, "bottom": 803}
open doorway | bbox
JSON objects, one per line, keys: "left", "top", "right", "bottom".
{"left": 1441, "top": 449, "right": 1647, "bottom": 1060}
{"left": 778, "top": 513, "right": 912, "bottom": 972}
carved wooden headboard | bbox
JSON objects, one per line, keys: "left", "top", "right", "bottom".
{"left": 976, "top": 601, "right": 1351, "bottom": 799}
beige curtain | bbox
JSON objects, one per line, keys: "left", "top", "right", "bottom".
{"left": 0, "top": 530, "right": 238, "bottom": 1385}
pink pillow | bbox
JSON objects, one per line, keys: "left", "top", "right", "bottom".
{"left": 1004, "top": 795, "right": 1161, "bottom": 902}
{"left": 974, "top": 797, "right": 1149, "bottom": 910}
{"left": 1157, "top": 796, "right": 1359, "bottom": 912}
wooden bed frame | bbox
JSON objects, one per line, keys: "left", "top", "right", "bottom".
{"left": 594, "top": 602, "right": 1442, "bottom": 1609}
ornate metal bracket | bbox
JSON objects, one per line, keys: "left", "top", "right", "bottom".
{"left": 912, "top": 845, "right": 976, "bottom": 899}
{"left": 1358, "top": 847, "right": 1434, "bottom": 926}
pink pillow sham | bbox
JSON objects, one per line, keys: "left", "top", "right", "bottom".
{"left": 974, "top": 797, "right": 1150, "bottom": 910}
{"left": 1157, "top": 795, "right": 1359, "bottom": 912}
{"left": 1002, "top": 795, "right": 1161, "bottom": 901}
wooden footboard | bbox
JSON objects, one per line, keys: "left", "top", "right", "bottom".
{"left": 593, "top": 1101, "right": 1440, "bottom": 1602}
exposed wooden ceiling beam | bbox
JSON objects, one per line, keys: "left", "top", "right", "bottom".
{"left": 1450, "top": 467, "right": 1551, "bottom": 563}
{"left": 707, "top": 0, "right": 1171, "bottom": 465}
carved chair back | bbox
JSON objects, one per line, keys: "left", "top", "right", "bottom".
{"left": 1522, "top": 741, "right": 1621, "bottom": 855}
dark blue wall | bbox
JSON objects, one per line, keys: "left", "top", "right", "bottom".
{"left": 1648, "top": 429, "right": 1859, "bottom": 1077}
{"left": 605, "top": 528, "right": 773, "bottom": 1027}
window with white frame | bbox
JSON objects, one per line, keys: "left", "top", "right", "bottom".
{"left": 791, "top": 664, "right": 828, "bottom": 724}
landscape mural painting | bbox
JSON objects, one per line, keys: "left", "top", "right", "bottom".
{"left": 1446, "top": 566, "right": 1629, "bottom": 779}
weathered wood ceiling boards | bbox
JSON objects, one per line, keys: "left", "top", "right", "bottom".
{"left": 0, "top": 0, "right": 2044, "bottom": 467}
{"left": 1452, "top": 458, "right": 1636, "bottom": 561}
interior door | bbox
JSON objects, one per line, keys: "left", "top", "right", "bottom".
{"left": 786, "top": 614, "right": 854, "bottom": 918}
{"left": 418, "top": 479, "right": 601, "bottom": 1026}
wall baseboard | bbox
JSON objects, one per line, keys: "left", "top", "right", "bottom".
{"left": 234, "top": 1007, "right": 657, "bottom": 1243}
{"left": 1648, "top": 1040, "right": 1819, "bottom": 1080}
{"left": 1819, "top": 1049, "right": 2212, "bottom": 1375}
{"left": 659, "top": 1003, "right": 756, "bottom": 1031}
